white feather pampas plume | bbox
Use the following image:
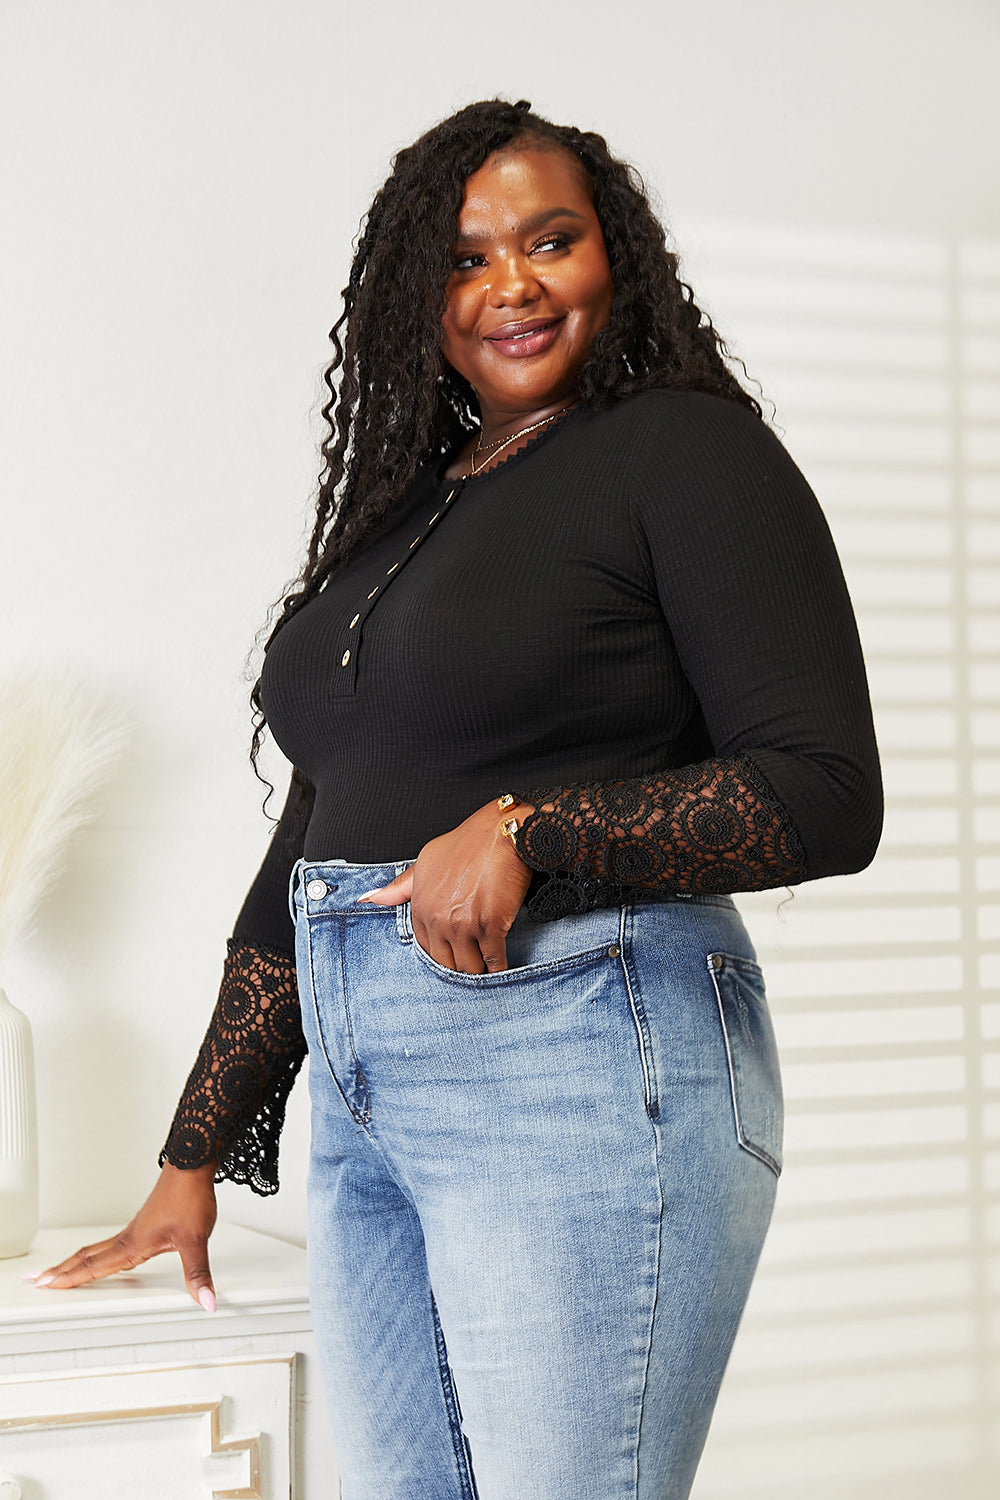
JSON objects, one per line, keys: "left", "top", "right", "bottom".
{"left": 0, "top": 678, "right": 127, "bottom": 1254}
{"left": 0, "top": 678, "right": 129, "bottom": 957}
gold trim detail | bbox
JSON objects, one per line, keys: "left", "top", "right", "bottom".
{"left": 1, "top": 1400, "right": 261, "bottom": 1500}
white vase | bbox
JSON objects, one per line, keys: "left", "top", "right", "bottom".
{"left": 0, "top": 988, "right": 38, "bottom": 1257}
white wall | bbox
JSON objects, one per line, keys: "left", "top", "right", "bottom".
{"left": 2, "top": 3, "right": 998, "bottom": 1496}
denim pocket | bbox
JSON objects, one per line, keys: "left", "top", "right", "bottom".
{"left": 406, "top": 905, "right": 619, "bottom": 988}
{"left": 708, "top": 953, "right": 783, "bottom": 1178}
{"left": 409, "top": 929, "right": 611, "bottom": 987}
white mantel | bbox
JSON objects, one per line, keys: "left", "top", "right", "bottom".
{"left": 0, "top": 1224, "right": 338, "bottom": 1499}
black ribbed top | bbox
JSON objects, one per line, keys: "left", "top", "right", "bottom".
{"left": 234, "top": 389, "right": 882, "bottom": 952}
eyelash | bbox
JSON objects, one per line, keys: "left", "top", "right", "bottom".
{"left": 452, "top": 231, "right": 574, "bottom": 272}
{"left": 533, "top": 231, "right": 573, "bottom": 254}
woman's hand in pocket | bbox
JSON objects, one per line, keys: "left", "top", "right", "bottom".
{"left": 358, "top": 798, "right": 535, "bottom": 973}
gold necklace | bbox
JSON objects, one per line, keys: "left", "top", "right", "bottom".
{"left": 469, "top": 406, "right": 573, "bottom": 476}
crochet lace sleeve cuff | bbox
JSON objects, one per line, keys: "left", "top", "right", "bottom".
{"left": 159, "top": 939, "right": 306, "bottom": 1197}
{"left": 513, "top": 756, "right": 807, "bottom": 921}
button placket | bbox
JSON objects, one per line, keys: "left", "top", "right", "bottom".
{"left": 338, "top": 480, "right": 463, "bottom": 680}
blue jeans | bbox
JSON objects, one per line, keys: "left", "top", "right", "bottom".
{"left": 292, "top": 859, "right": 781, "bottom": 1500}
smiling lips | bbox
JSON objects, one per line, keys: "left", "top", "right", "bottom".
{"left": 485, "top": 317, "right": 563, "bottom": 358}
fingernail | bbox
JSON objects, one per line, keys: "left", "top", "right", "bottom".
{"left": 198, "top": 1287, "right": 216, "bottom": 1314}
{"left": 21, "top": 1269, "right": 42, "bottom": 1281}
{"left": 355, "top": 889, "right": 381, "bottom": 903}
{"left": 33, "top": 1274, "right": 54, "bottom": 1287}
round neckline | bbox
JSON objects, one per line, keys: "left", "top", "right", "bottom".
{"left": 437, "top": 403, "right": 585, "bottom": 487}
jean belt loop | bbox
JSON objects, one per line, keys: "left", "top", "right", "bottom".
{"left": 288, "top": 857, "right": 307, "bottom": 927}
{"left": 392, "top": 863, "right": 411, "bottom": 942}
{"left": 393, "top": 862, "right": 413, "bottom": 942}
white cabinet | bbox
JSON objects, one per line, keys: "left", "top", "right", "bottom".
{"left": 0, "top": 1224, "right": 338, "bottom": 1499}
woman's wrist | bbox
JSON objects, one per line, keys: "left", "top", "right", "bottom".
{"left": 160, "top": 1158, "right": 218, "bottom": 1181}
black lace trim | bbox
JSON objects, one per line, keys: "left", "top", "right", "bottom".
{"left": 513, "top": 756, "right": 807, "bottom": 921}
{"left": 159, "top": 940, "right": 306, "bottom": 1197}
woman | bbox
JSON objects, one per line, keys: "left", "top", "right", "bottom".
{"left": 31, "top": 100, "right": 882, "bottom": 1498}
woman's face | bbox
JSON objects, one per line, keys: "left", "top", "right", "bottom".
{"left": 440, "top": 145, "right": 614, "bottom": 425}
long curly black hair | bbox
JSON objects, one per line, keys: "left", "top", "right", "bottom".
{"left": 251, "top": 97, "right": 760, "bottom": 779}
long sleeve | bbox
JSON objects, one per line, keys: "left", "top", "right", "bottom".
{"left": 512, "top": 395, "right": 882, "bottom": 920}
{"left": 159, "top": 772, "right": 314, "bottom": 1195}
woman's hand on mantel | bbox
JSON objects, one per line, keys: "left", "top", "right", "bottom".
{"left": 23, "top": 1160, "right": 220, "bottom": 1312}
{"left": 358, "top": 797, "right": 535, "bottom": 974}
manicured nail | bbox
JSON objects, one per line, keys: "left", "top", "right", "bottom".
{"left": 21, "top": 1270, "right": 42, "bottom": 1281}
{"left": 33, "top": 1274, "right": 54, "bottom": 1287}
{"left": 198, "top": 1287, "right": 216, "bottom": 1314}
{"left": 355, "top": 890, "right": 381, "bottom": 903}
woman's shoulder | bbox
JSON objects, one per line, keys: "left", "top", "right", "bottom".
{"left": 603, "top": 386, "right": 828, "bottom": 563}
{"left": 595, "top": 385, "right": 768, "bottom": 444}
{"left": 594, "top": 386, "right": 806, "bottom": 497}
{"left": 571, "top": 387, "right": 781, "bottom": 481}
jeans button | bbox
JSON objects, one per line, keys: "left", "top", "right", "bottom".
{"left": 306, "top": 879, "right": 328, "bottom": 900}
